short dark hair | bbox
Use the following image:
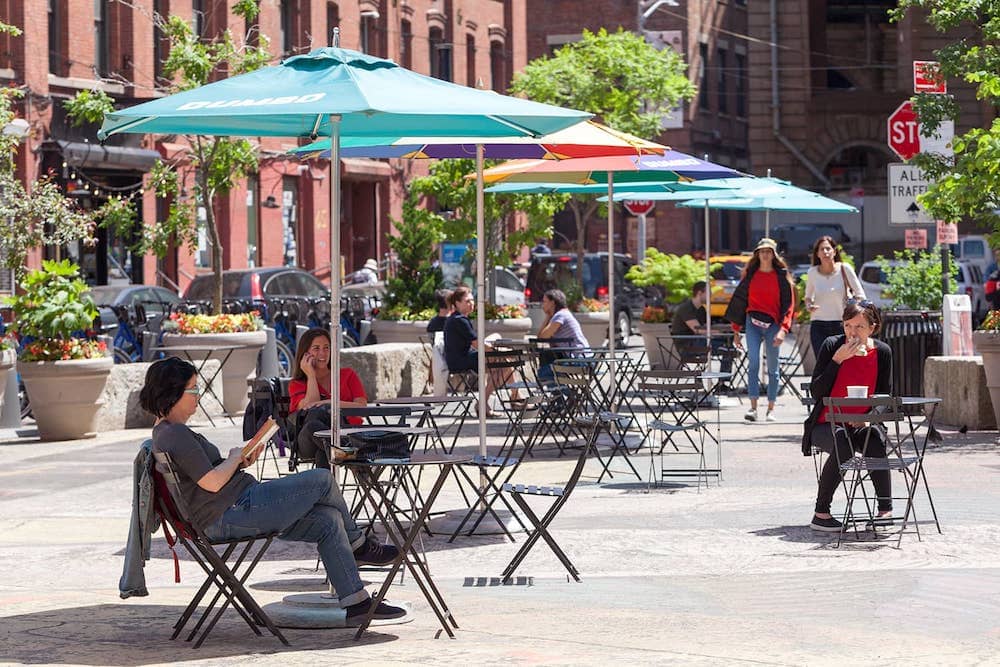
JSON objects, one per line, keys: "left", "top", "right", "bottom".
{"left": 543, "top": 289, "right": 567, "bottom": 310}
{"left": 139, "top": 357, "right": 197, "bottom": 418}
{"left": 434, "top": 288, "right": 453, "bottom": 310}
{"left": 692, "top": 280, "right": 707, "bottom": 296}
{"left": 842, "top": 299, "right": 882, "bottom": 335}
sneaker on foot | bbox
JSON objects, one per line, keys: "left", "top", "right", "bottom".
{"left": 344, "top": 597, "right": 407, "bottom": 626}
{"left": 353, "top": 537, "right": 399, "bottom": 566}
{"left": 866, "top": 514, "right": 894, "bottom": 531}
{"left": 765, "top": 410, "right": 777, "bottom": 422}
{"left": 810, "top": 515, "right": 844, "bottom": 532}
{"left": 744, "top": 408, "right": 758, "bottom": 422}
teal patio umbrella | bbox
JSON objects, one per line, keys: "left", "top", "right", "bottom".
{"left": 98, "top": 44, "right": 590, "bottom": 462}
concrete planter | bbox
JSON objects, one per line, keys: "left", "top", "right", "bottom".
{"left": 639, "top": 321, "right": 677, "bottom": 370}
{"left": 371, "top": 319, "right": 430, "bottom": 345}
{"left": 161, "top": 330, "right": 266, "bottom": 414}
{"left": 574, "top": 311, "right": 611, "bottom": 348}
{"left": 484, "top": 317, "right": 532, "bottom": 340}
{"left": 973, "top": 331, "right": 1000, "bottom": 429}
{"left": 19, "top": 355, "right": 113, "bottom": 440}
{"left": 0, "top": 348, "right": 15, "bottom": 417}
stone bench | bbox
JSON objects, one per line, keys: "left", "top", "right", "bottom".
{"left": 923, "top": 356, "right": 996, "bottom": 430}
{"left": 343, "top": 342, "right": 430, "bottom": 400}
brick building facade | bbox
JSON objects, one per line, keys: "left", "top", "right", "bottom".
{"left": 0, "top": 0, "right": 525, "bottom": 292}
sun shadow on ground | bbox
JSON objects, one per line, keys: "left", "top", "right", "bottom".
{"left": 749, "top": 524, "right": 897, "bottom": 551}
{"left": 0, "top": 603, "right": 396, "bottom": 665}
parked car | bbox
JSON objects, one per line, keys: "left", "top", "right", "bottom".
{"left": 87, "top": 284, "right": 182, "bottom": 332}
{"left": 950, "top": 235, "right": 993, "bottom": 277}
{"left": 183, "top": 267, "right": 329, "bottom": 303}
{"left": 445, "top": 266, "right": 525, "bottom": 307}
{"left": 709, "top": 254, "right": 751, "bottom": 319}
{"left": 524, "top": 252, "right": 647, "bottom": 345}
{"left": 770, "top": 223, "right": 853, "bottom": 266}
{"left": 858, "top": 259, "right": 986, "bottom": 317}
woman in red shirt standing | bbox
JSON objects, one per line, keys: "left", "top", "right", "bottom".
{"left": 725, "top": 238, "right": 795, "bottom": 422}
{"left": 289, "top": 328, "right": 367, "bottom": 469}
{"left": 801, "top": 300, "right": 892, "bottom": 532}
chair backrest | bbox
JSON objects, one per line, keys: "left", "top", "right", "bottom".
{"left": 151, "top": 450, "right": 200, "bottom": 539}
{"left": 342, "top": 405, "right": 417, "bottom": 425}
{"left": 431, "top": 331, "right": 450, "bottom": 396}
{"left": 823, "top": 395, "right": 904, "bottom": 425}
{"left": 635, "top": 369, "right": 702, "bottom": 393}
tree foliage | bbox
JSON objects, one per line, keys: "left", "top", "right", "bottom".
{"left": 508, "top": 28, "right": 696, "bottom": 276}
{"left": 380, "top": 197, "right": 446, "bottom": 321}
{"left": 890, "top": 1, "right": 1000, "bottom": 236}
{"left": 63, "top": 1, "right": 271, "bottom": 313}
{"left": 625, "top": 249, "right": 716, "bottom": 305}
{"left": 877, "top": 247, "right": 950, "bottom": 311}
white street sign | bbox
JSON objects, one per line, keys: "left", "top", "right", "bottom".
{"left": 921, "top": 119, "right": 954, "bottom": 158}
{"left": 888, "top": 163, "right": 933, "bottom": 225}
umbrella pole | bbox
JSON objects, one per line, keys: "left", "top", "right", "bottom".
{"left": 476, "top": 145, "right": 487, "bottom": 459}
{"left": 764, "top": 209, "right": 770, "bottom": 239}
{"left": 329, "top": 114, "right": 342, "bottom": 599}
{"left": 607, "top": 174, "right": 616, "bottom": 399}
{"left": 704, "top": 201, "right": 712, "bottom": 350}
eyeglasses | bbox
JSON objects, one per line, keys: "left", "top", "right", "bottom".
{"left": 183, "top": 387, "right": 201, "bottom": 397}
{"left": 846, "top": 298, "right": 875, "bottom": 308}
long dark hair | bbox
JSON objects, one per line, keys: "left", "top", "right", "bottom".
{"left": 139, "top": 357, "right": 197, "bottom": 418}
{"left": 842, "top": 299, "right": 882, "bottom": 336}
{"left": 291, "top": 328, "right": 331, "bottom": 382}
{"left": 811, "top": 235, "right": 843, "bottom": 266}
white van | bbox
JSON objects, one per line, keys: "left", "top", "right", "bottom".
{"left": 950, "top": 235, "right": 993, "bottom": 276}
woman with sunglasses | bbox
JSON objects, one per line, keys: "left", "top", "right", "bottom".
{"left": 804, "top": 236, "right": 866, "bottom": 357}
{"left": 140, "top": 356, "right": 408, "bottom": 625}
{"left": 725, "top": 238, "right": 796, "bottom": 422}
{"left": 801, "top": 300, "right": 892, "bottom": 532}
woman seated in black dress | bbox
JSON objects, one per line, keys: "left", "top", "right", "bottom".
{"left": 443, "top": 286, "right": 503, "bottom": 415}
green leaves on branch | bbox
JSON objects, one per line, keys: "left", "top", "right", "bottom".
{"left": 625, "top": 249, "right": 717, "bottom": 305}
{"left": 6, "top": 260, "right": 98, "bottom": 340}
{"left": 380, "top": 198, "right": 446, "bottom": 321}
{"left": 877, "top": 247, "right": 949, "bottom": 311}
{"left": 62, "top": 89, "right": 115, "bottom": 126}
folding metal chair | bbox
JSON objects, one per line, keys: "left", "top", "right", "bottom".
{"left": 500, "top": 414, "right": 607, "bottom": 583}
{"left": 777, "top": 332, "right": 810, "bottom": 401}
{"left": 151, "top": 449, "right": 288, "bottom": 648}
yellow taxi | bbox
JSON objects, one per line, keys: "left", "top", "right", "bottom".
{"left": 709, "top": 254, "right": 751, "bottom": 319}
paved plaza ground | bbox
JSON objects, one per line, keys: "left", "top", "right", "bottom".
{"left": 0, "top": 389, "right": 998, "bottom": 666}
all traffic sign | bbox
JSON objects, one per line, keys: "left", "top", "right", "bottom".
{"left": 623, "top": 199, "right": 655, "bottom": 216}
{"left": 887, "top": 101, "right": 920, "bottom": 161}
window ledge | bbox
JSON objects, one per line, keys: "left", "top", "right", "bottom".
{"left": 47, "top": 74, "right": 125, "bottom": 95}
{"left": 0, "top": 68, "right": 15, "bottom": 81}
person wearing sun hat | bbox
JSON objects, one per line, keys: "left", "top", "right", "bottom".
{"left": 351, "top": 258, "right": 379, "bottom": 285}
{"left": 724, "top": 237, "right": 796, "bottom": 423}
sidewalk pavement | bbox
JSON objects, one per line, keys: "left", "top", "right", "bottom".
{"left": 1, "top": 393, "right": 998, "bottom": 666}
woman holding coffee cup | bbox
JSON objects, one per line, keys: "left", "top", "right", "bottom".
{"left": 801, "top": 300, "right": 892, "bottom": 532}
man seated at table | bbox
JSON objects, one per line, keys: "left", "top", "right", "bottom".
{"left": 536, "top": 289, "right": 589, "bottom": 381}
{"left": 671, "top": 281, "right": 733, "bottom": 375}
{"left": 426, "top": 288, "right": 453, "bottom": 335}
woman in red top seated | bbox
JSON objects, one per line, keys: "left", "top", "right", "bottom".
{"left": 801, "top": 300, "right": 892, "bottom": 532}
{"left": 289, "top": 328, "right": 367, "bottom": 469}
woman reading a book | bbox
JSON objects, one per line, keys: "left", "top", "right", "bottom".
{"left": 140, "top": 356, "right": 407, "bottom": 625}
{"left": 289, "top": 328, "right": 368, "bottom": 469}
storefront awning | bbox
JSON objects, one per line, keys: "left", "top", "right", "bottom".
{"left": 53, "top": 140, "right": 161, "bottom": 172}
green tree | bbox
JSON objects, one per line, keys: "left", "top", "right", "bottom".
{"left": 64, "top": 2, "right": 271, "bottom": 313}
{"left": 890, "top": 2, "right": 1000, "bottom": 237}
{"left": 509, "top": 28, "right": 696, "bottom": 277}
{"left": 380, "top": 197, "right": 446, "bottom": 321}
{"left": 877, "top": 247, "right": 950, "bottom": 311}
{"left": 0, "top": 22, "right": 95, "bottom": 276}
{"left": 408, "top": 159, "right": 567, "bottom": 298}
{"left": 625, "top": 249, "right": 717, "bottom": 306}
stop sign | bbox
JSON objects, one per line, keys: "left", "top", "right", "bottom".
{"left": 887, "top": 101, "right": 920, "bottom": 161}
{"left": 623, "top": 199, "right": 655, "bottom": 216}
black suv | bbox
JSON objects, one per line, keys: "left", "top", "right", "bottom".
{"left": 524, "top": 252, "right": 647, "bottom": 345}
{"left": 770, "top": 223, "right": 853, "bottom": 266}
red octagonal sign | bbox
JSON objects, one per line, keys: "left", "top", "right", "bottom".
{"left": 887, "top": 101, "right": 920, "bottom": 162}
{"left": 623, "top": 199, "right": 655, "bottom": 216}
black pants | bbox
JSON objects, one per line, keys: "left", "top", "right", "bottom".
{"left": 295, "top": 405, "right": 332, "bottom": 469}
{"left": 812, "top": 423, "right": 892, "bottom": 514}
{"left": 809, "top": 320, "right": 844, "bottom": 360}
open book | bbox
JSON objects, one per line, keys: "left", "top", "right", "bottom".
{"left": 242, "top": 417, "right": 278, "bottom": 460}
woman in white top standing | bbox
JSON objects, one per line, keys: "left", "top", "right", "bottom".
{"left": 805, "top": 235, "right": 866, "bottom": 356}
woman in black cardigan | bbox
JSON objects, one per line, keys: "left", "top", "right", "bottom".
{"left": 801, "top": 300, "right": 892, "bottom": 532}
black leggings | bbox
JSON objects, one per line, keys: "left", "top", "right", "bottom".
{"left": 812, "top": 423, "right": 892, "bottom": 514}
{"left": 295, "top": 405, "right": 332, "bottom": 469}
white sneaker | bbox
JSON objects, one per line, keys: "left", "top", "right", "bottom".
{"left": 765, "top": 411, "right": 777, "bottom": 422}
{"left": 744, "top": 408, "right": 758, "bottom": 422}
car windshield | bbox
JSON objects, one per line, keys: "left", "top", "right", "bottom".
{"left": 526, "top": 257, "right": 602, "bottom": 300}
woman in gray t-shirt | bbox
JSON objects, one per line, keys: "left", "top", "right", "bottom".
{"left": 536, "top": 289, "right": 588, "bottom": 380}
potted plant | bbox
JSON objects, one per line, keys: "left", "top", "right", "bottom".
{"left": 5, "top": 260, "right": 111, "bottom": 440}
{"left": 0, "top": 334, "right": 15, "bottom": 417}
{"left": 973, "top": 310, "right": 1000, "bottom": 428}
{"left": 571, "top": 297, "right": 611, "bottom": 347}
{"left": 160, "top": 311, "right": 266, "bottom": 414}
{"left": 484, "top": 302, "right": 532, "bottom": 339}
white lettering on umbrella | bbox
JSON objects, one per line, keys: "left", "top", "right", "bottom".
{"left": 176, "top": 92, "right": 326, "bottom": 111}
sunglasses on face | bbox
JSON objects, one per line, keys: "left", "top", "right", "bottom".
{"left": 183, "top": 387, "right": 201, "bottom": 397}
{"left": 846, "top": 298, "right": 874, "bottom": 308}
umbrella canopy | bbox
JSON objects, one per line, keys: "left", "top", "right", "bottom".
{"left": 671, "top": 177, "right": 858, "bottom": 213}
{"left": 98, "top": 47, "right": 589, "bottom": 140}
{"left": 288, "top": 120, "right": 668, "bottom": 160}
{"left": 480, "top": 152, "right": 741, "bottom": 185}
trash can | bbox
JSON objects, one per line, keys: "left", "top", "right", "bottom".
{"left": 878, "top": 310, "right": 942, "bottom": 397}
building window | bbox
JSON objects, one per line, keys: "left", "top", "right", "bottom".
{"left": 244, "top": 0, "right": 259, "bottom": 47}
{"left": 466, "top": 34, "right": 476, "bottom": 87}
{"left": 48, "top": 0, "right": 65, "bottom": 76}
{"left": 489, "top": 40, "right": 504, "bottom": 92}
{"left": 94, "top": 0, "right": 110, "bottom": 76}
{"left": 735, "top": 52, "right": 746, "bottom": 117}
{"left": 429, "top": 28, "right": 451, "bottom": 81}
{"left": 360, "top": 13, "right": 375, "bottom": 54}
{"left": 153, "top": 0, "right": 168, "bottom": 82}
{"left": 192, "top": 0, "right": 205, "bottom": 37}
{"left": 698, "top": 42, "right": 709, "bottom": 110}
{"left": 400, "top": 19, "right": 412, "bottom": 68}
{"left": 716, "top": 48, "right": 727, "bottom": 114}
{"left": 281, "top": 177, "right": 299, "bottom": 267}
{"left": 326, "top": 2, "right": 339, "bottom": 46}
{"left": 280, "top": 0, "right": 295, "bottom": 54}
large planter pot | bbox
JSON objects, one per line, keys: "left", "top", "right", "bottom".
{"left": 574, "top": 311, "right": 611, "bottom": 347}
{"left": 484, "top": 317, "right": 532, "bottom": 340}
{"left": 371, "top": 319, "right": 430, "bottom": 345}
{"left": 161, "top": 330, "right": 267, "bottom": 414}
{"left": 20, "top": 355, "right": 113, "bottom": 440}
{"left": 0, "top": 348, "right": 15, "bottom": 417}
{"left": 974, "top": 331, "right": 1000, "bottom": 429}
{"left": 638, "top": 321, "right": 677, "bottom": 370}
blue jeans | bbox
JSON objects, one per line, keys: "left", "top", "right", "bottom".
{"left": 205, "top": 468, "right": 368, "bottom": 607}
{"left": 744, "top": 317, "right": 781, "bottom": 403}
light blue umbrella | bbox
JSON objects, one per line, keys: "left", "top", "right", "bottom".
{"left": 98, "top": 44, "right": 591, "bottom": 461}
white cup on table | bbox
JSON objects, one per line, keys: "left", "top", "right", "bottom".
{"left": 846, "top": 385, "right": 868, "bottom": 399}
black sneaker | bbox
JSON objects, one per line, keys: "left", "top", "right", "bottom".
{"left": 810, "top": 515, "right": 844, "bottom": 532}
{"left": 344, "top": 597, "right": 408, "bottom": 626}
{"left": 353, "top": 537, "right": 399, "bottom": 566}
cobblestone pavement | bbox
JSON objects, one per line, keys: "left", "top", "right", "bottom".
{"left": 0, "top": 391, "right": 998, "bottom": 666}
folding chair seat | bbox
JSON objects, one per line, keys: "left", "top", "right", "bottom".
{"left": 151, "top": 450, "right": 288, "bottom": 648}
{"left": 500, "top": 414, "right": 607, "bottom": 583}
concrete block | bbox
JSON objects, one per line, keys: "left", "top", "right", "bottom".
{"left": 923, "top": 356, "right": 996, "bottom": 430}
{"left": 342, "top": 343, "right": 430, "bottom": 400}
{"left": 94, "top": 359, "right": 224, "bottom": 431}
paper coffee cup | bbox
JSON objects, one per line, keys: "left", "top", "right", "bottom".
{"left": 846, "top": 385, "right": 868, "bottom": 398}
